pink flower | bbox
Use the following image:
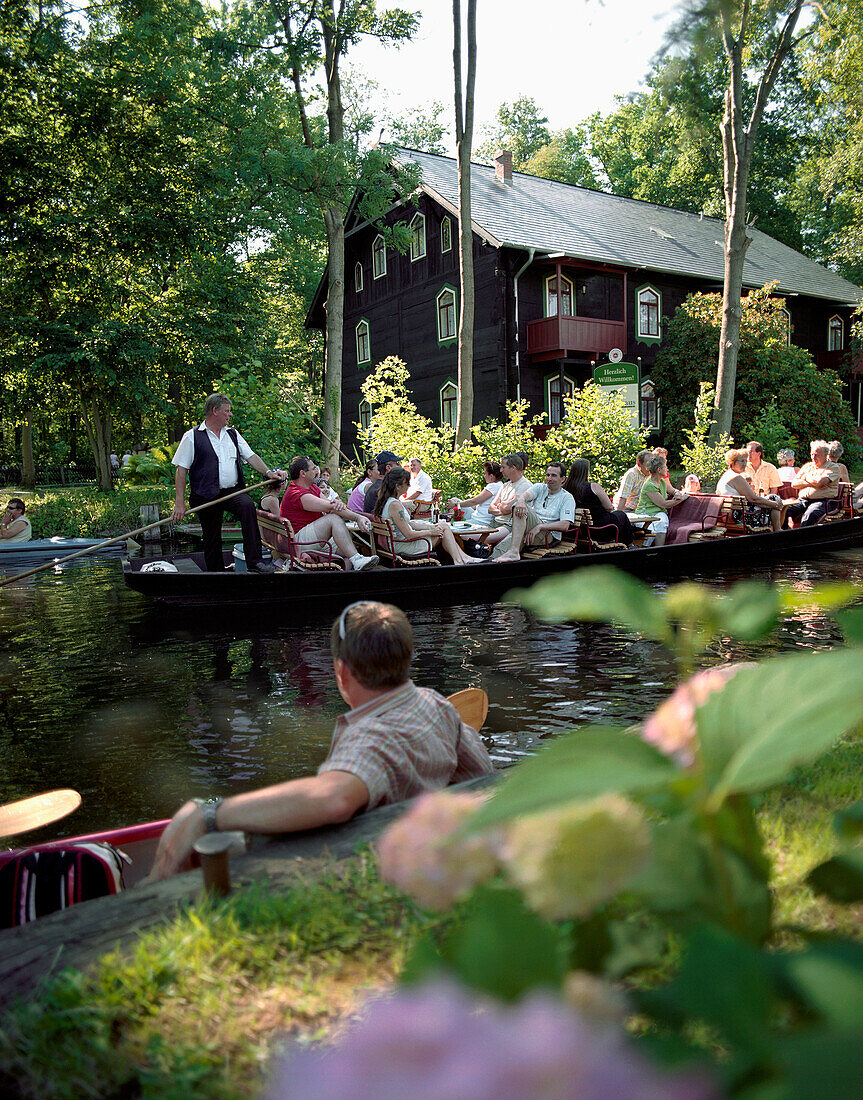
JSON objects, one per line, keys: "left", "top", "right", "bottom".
{"left": 376, "top": 790, "right": 499, "bottom": 911}
{"left": 269, "top": 979, "right": 715, "bottom": 1100}
{"left": 642, "top": 663, "right": 751, "bottom": 767}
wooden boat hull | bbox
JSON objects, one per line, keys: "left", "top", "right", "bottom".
{"left": 123, "top": 515, "right": 863, "bottom": 610}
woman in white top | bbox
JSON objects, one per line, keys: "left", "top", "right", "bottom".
{"left": 447, "top": 461, "right": 503, "bottom": 527}
{"left": 776, "top": 448, "right": 798, "bottom": 483}
{"left": 717, "top": 449, "right": 783, "bottom": 532}
{"left": 375, "top": 468, "right": 478, "bottom": 565}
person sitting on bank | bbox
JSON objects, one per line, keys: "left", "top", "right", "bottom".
{"left": 744, "top": 441, "right": 782, "bottom": 496}
{"left": 447, "top": 461, "right": 503, "bottom": 527}
{"left": 613, "top": 450, "right": 651, "bottom": 512}
{"left": 375, "top": 467, "right": 479, "bottom": 565}
{"left": 364, "top": 451, "right": 405, "bottom": 514}
{"left": 402, "top": 457, "right": 433, "bottom": 502}
{"left": 172, "top": 393, "right": 287, "bottom": 574}
{"left": 1, "top": 498, "right": 32, "bottom": 543}
{"left": 483, "top": 454, "right": 536, "bottom": 558}
{"left": 777, "top": 448, "right": 798, "bottom": 483}
{"left": 717, "top": 449, "right": 783, "bottom": 532}
{"left": 564, "top": 459, "right": 635, "bottom": 547}
{"left": 637, "top": 453, "right": 687, "bottom": 546}
{"left": 490, "top": 461, "right": 577, "bottom": 561}
{"left": 281, "top": 456, "right": 379, "bottom": 571}
{"left": 348, "top": 460, "right": 380, "bottom": 512}
{"left": 785, "top": 440, "right": 841, "bottom": 527}
{"left": 149, "top": 601, "right": 494, "bottom": 880}
{"left": 828, "top": 440, "right": 851, "bottom": 484}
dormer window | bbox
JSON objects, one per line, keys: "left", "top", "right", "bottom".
{"left": 354, "top": 262, "right": 363, "bottom": 293}
{"left": 545, "top": 274, "right": 573, "bottom": 318}
{"left": 372, "top": 235, "right": 386, "bottom": 279}
{"left": 441, "top": 216, "right": 452, "bottom": 254}
{"left": 409, "top": 213, "right": 426, "bottom": 261}
{"left": 829, "top": 315, "right": 844, "bottom": 351}
{"left": 636, "top": 285, "right": 661, "bottom": 342}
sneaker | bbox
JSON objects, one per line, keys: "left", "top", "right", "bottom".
{"left": 250, "top": 559, "right": 277, "bottom": 574}
{"left": 350, "top": 553, "right": 379, "bottom": 571}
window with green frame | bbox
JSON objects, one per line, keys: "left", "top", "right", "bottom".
{"left": 410, "top": 213, "right": 426, "bottom": 261}
{"left": 356, "top": 319, "right": 370, "bottom": 365}
{"left": 636, "top": 284, "right": 661, "bottom": 344}
{"left": 358, "top": 399, "right": 372, "bottom": 431}
{"left": 372, "top": 235, "right": 386, "bottom": 279}
{"left": 441, "top": 216, "right": 452, "bottom": 253}
{"left": 436, "top": 285, "right": 457, "bottom": 345}
{"left": 440, "top": 380, "right": 458, "bottom": 428}
{"left": 545, "top": 372, "right": 575, "bottom": 424}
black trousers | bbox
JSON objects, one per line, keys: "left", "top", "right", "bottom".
{"left": 190, "top": 488, "right": 263, "bottom": 572}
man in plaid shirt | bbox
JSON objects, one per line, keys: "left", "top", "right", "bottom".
{"left": 613, "top": 450, "right": 652, "bottom": 512}
{"left": 152, "top": 602, "right": 493, "bottom": 879}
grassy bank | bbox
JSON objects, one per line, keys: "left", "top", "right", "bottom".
{"left": 6, "top": 486, "right": 174, "bottom": 539}
{"left": 1, "top": 741, "right": 861, "bottom": 1100}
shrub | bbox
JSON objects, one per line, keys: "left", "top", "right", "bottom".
{"left": 741, "top": 397, "right": 800, "bottom": 465}
{"left": 545, "top": 382, "right": 648, "bottom": 490}
{"left": 679, "top": 382, "right": 734, "bottom": 489}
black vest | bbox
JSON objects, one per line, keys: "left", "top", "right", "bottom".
{"left": 189, "top": 427, "right": 245, "bottom": 499}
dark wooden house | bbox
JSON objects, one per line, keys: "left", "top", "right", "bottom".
{"left": 306, "top": 148, "right": 863, "bottom": 449}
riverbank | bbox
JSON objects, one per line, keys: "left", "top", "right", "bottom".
{"left": 0, "top": 748, "right": 860, "bottom": 1100}
{"left": 3, "top": 486, "right": 172, "bottom": 539}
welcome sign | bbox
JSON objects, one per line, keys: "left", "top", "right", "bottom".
{"left": 593, "top": 361, "right": 640, "bottom": 429}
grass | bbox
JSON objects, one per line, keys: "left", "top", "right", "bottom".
{"left": 8, "top": 485, "right": 174, "bottom": 538}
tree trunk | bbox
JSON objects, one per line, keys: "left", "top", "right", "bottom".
{"left": 321, "top": 207, "right": 345, "bottom": 473}
{"left": 453, "top": 0, "right": 477, "bottom": 444}
{"left": 166, "top": 378, "right": 185, "bottom": 444}
{"left": 82, "top": 396, "right": 114, "bottom": 491}
{"left": 20, "top": 412, "right": 35, "bottom": 491}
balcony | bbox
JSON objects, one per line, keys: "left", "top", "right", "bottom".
{"left": 526, "top": 315, "right": 626, "bottom": 362}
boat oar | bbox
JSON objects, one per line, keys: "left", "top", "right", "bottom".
{"left": 0, "top": 478, "right": 276, "bottom": 589}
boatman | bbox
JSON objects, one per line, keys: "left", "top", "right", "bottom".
{"left": 1, "top": 498, "right": 32, "bottom": 543}
{"left": 171, "top": 393, "right": 287, "bottom": 573}
{"left": 150, "top": 601, "right": 494, "bottom": 880}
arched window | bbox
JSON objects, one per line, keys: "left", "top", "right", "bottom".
{"left": 829, "top": 315, "right": 844, "bottom": 351}
{"left": 355, "top": 319, "right": 370, "bottom": 365}
{"left": 545, "top": 373, "right": 575, "bottom": 425}
{"left": 358, "top": 399, "right": 372, "bottom": 431}
{"left": 441, "top": 216, "right": 452, "bottom": 254}
{"left": 409, "top": 213, "right": 426, "bottom": 261}
{"left": 372, "top": 235, "right": 386, "bottom": 279}
{"left": 354, "top": 262, "right": 363, "bottom": 293}
{"left": 636, "top": 285, "right": 661, "bottom": 342}
{"left": 545, "top": 274, "right": 573, "bottom": 317}
{"left": 640, "top": 379, "right": 660, "bottom": 429}
{"left": 440, "top": 380, "right": 458, "bottom": 428}
{"left": 436, "top": 286, "right": 457, "bottom": 344}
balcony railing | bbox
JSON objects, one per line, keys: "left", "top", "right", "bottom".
{"left": 526, "top": 315, "right": 626, "bottom": 360}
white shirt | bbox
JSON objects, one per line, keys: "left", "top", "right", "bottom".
{"left": 407, "top": 469, "right": 433, "bottom": 498}
{"left": 526, "top": 486, "right": 576, "bottom": 541}
{"left": 778, "top": 467, "right": 797, "bottom": 484}
{"left": 172, "top": 422, "right": 254, "bottom": 489}
{"left": 471, "top": 481, "right": 503, "bottom": 526}
{"left": 490, "top": 476, "right": 533, "bottom": 524}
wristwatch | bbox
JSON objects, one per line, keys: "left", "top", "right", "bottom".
{"left": 193, "top": 797, "right": 223, "bottom": 833}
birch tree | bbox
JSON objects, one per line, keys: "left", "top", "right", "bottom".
{"left": 453, "top": 0, "right": 477, "bottom": 444}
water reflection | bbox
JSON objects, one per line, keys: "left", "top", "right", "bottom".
{"left": 1, "top": 548, "right": 862, "bottom": 842}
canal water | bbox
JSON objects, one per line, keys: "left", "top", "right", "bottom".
{"left": 1, "top": 547, "right": 862, "bottom": 842}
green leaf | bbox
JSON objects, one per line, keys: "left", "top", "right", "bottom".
{"left": 778, "top": 941, "right": 863, "bottom": 1028}
{"left": 468, "top": 727, "right": 678, "bottom": 832}
{"left": 806, "top": 850, "right": 863, "bottom": 903}
{"left": 696, "top": 650, "right": 863, "bottom": 808}
{"left": 507, "top": 566, "right": 672, "bottom": 643}
{"left": 717, "top": 581, "right": 780, "bottom": 641}
{"left": 445, "top": 887, "right": 566, "bottom": 1001}
{"left": 833, "top": 799, "right": 863, "bottom": 841}
{"left": 837, "top": 608, "right": 863, "bottom": 646}
{"left": 769, "top": 1029, "right": 863, "bottom": 1099}
{"left": 779, "top": 582, "right": 861, "bottom": 616}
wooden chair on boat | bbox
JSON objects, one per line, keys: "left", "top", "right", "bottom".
{"left": 520, "top": 521, "right": 579, "bottom": 560}
{"left": 369, "top": 517, "right": 441, "bottom": 567}
{"left": 447, "top": 688, "right": 489, "bottom": 731}
{"left": 256, "top": 510, "right": 344, "bottom": 571}
{"left": 411, "top": 490, "right": 442, "bottom": 520}
{"left": 574, "top": 508, "right": 628, "bottom": 552}
{"left": 688, "top": 496, "right": 770, "bottom": 541}
{"left": 820, "top": 482, "right": 852, "bottom": 522}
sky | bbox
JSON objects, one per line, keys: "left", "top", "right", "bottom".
{"left": 350, "top": 0, "right": 681, "bottom": 150}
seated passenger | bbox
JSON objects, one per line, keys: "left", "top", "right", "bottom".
{"left": 447, "top": 461, "right": 503, "bottom": 527}
{"left": 364, "top": 451, "right": 404, "bottom": 514}
{"left": 259, "top": 476, "right": 288, "bottom": 517}
{"left": 490, "top": 462, "right": 577, "bottom": 562}
{"left": 652, "top": 447, "right": 672, "bottom": 484}
{"left": 744, "top": 441, "right": 782, "bottom": 495}
{"left": 281, "top": 456, "right": 378, "bottom": 571}
{"left": 564, "top": 459, "right": 635, "bottom": 547}
{"left": 613, "top": 450, "right": 651, "bottom": 512}
{"left": 347, "top": 460, "right": 379, "bottom": 513}
{"left": 828, "top": 441, "right": 851, "bottom": 484}
{"left": 637, "top": 453, "right": 688, "bottom": 547}
{"left": 717, "top": 449, "right": 783, "bottom": 532}
{"left": 684, "top": 474, "right": 702, "bottom": 494}
{"left": 483, "top": 455, "right": 536, "bottom": 556}
{"left": 375, "top": 467, "right": 478, "bottom": 565}
{"left": 317, "top": 467, "right": 341, "bottom": 502}
{"left": 402, "top": 457, "right": 433, "bottom": 502}
{"left": 1, "top": 498, "right": 32, "bottom": 542}
{"left": 776, "top": 448, "right": 798, "bottom": 483}
{"left": 785, "top": 441, "right": 841, "bottom": 527}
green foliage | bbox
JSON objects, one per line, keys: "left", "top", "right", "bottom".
{"left": 741, "top": 397, "right": 800, "bottom": 463}
{"left": 679, "top": 382, "right": 734, "bottom": 488}
{"left": 545, "top": 383, "right": 649, "bottom": 490}
{"left": 477, "top": 95, "right": 552, "bottom": 167}
{"left": 214, "top": 366, "right": 322, "bottom": 468}
{"left": 17, "top": 486, "right": 173, "bottom": 537}
{"left": 653, "top": 285, "right": 862, "bottom": 464}
{"left": 124, "top": 446, "right": 175, "bottom": 488}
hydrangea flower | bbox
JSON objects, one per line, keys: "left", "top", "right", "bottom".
{"left": 501, "top": 795, "right": 650, "bottom": 921}
{"left": 269, "top": 979, "right": 714, "bottom": 1100}
{"left": 376, "top": 790, "right": 499, "bottom": 911}
{"left": 641, "top": 663, "right": 751, "bottom": 767}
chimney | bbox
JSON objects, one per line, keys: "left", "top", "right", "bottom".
{"left": 494, "top": 149, "right": 512, "bottom": 184}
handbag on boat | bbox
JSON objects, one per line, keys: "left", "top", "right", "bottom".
{"left": 0, "top": 841, "right": 129, "bottom": 928}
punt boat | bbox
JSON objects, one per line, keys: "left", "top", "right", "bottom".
{"left": 0, "top": 537, "right": 127, "bottom": 556}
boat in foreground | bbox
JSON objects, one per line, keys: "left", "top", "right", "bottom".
{"left": 0, "top": 536, "right": 126, "bottom": 557}
{"left": 123, "top": 513, "right": 863, "bottom": 610}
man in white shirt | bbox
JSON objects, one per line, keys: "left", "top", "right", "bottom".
{"left": 172, "top": 393, "right": 286, "bottom": 573}
{"left": 403, "top": 457, "right": 433, "bottom": 502}
{"left": 744, "top": 441, "right": 782, "bottom": 495}
{"left": 490, "top": 462, "right": 576, "bottom": 562}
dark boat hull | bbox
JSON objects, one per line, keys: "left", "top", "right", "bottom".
{"left": 123, "top": 515, "right": 863, "bottom": 610}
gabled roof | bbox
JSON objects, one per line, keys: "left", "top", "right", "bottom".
{"left": 393, "top": 147, "right": 861, "bottom": 306}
